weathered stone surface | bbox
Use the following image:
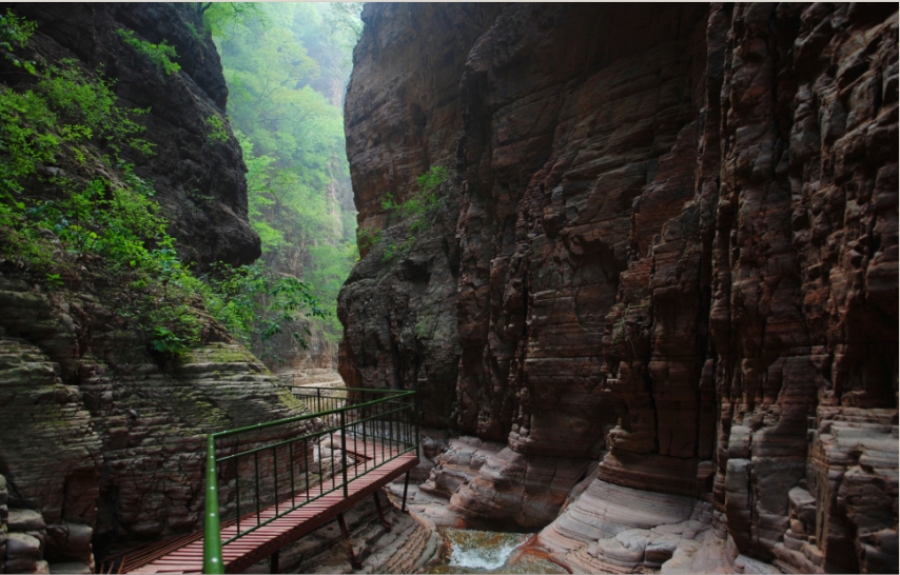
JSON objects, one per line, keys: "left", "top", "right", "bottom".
{"left": 448, "top": 446, "right": 588, "bottom": 529}
{"left": 45, "top": 522, "right": 93, "bottom": 565}
{"left": 420, "top": 437, "right": 503, "bottom": 501}
{"left": 0, "top": 251, "right": 316, "bottom": 562}
{"left": 339, "top": 2, "right": 506, "bottom": 431}
{"left": 341, "top": 2, "right": 898, "bottom": 571}
{"left": 416, "top": 436, "right": 590, "bottom": 530}
{"left": 538, "top": 479, "right": 697, "bottom": 554}
{"left": 803, "top": 408, "right": 898, "bottom": 573}
{"left": 0, "top": 338, "right": 102, "bottom": 528}
{"left": 48, "top": 562, "right": 92, "bottom": 574}
{"left": 5, "top": 533, "right": 42, "bottom": 561}
{"left": 7, "top": 510, "right": 48, "bottom": 533}
{"left": 551, "top": 501, "right": 730, "bottom": 574}
{"left": 0, "top": 277, "right": 314, "bottom": 551}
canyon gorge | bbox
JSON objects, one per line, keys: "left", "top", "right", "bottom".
{"left": 340, "top": 2, "right": 898, "bottom": 573}
{"left": 0, "top": 2, "right": 897, "bottom": 575}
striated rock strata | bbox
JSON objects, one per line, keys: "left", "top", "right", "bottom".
{"left": 0, "top": 277, "right": 309, "bottom": 557}
{"left": 340, "top": 2, "right": 898, "bottom": 572}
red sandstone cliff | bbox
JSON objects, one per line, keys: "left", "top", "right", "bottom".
{"left": 340, "top": 3, "right": 898, "bottom": 572}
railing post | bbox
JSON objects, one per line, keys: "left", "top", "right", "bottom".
{"left": 414, "top": 389, "right": 421, "bottom": 460}
{"left": 203, "top": 435, "right": 225, "bottom": 574}
{"left": 340, "top": 409, "right": 349, "bottom": 498}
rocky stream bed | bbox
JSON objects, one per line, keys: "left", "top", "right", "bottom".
{"left": 0, "top": 3, "right": 896, "bottom": 574}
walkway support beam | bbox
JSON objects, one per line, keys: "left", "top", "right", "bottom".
{"left": 337, "top": 513, "right": 362, "bottom": 570}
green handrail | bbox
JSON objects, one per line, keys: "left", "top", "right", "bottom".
{"left": 211, "top": 388, "right": 414, "bottom": 439}
{"left": 202, "top": 387, "right": 416, "bottom": 573}
{"left": 203, "top": 435, "right": 225, "bottom": 574}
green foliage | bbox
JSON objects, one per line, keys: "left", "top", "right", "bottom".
{"left": 200, "top": 262, "right": 324, "bottom": 351}
{"left": 381, "top": 166, "right": 448, "bottom": 220}
{"left": 210, "top": 3, "right": 362, "bottom": 343}
{"left": 0, "top": 56, "right": 188, "bottom": 354}
{"left": 0, "top": 9, "right": 36, "bottom": 74}
{"left": 45, "top": 272, "right": 63, "bottom": 288}
{"left": 0, "top": 86, "right": 58, "bottom": 194}
{"left": 417, "top": 165, "right": 449, "bottom": 195}
{"left": 357, "top": 225, "right": 382, "bottom": 252}
{"left": 381, "top": 237, "right": 416, "bottom": 264}
{"left": 377, "top": 166, "right": 450, "bottom": 263}
{"left": 321, "top": 2, "right": 364, "bottom": 66}
{"left": 0, "top": 58, "right": 152, "bottom": 196}
{"left": 1, "top": 17, "right": 322, "bottom": 360}
{"left": 116, "top": 29, "right": 181, "bottom": 76}
{"left": 205, "top": 114, "right": 229, "bottom": 143}
{"left": 38, "top": 61, "right": 154, "bottom": 157}
{"left": 199, "top": 2, "right": 266, "bottom": 41}
{"left": 184, "top": 21, "right": 203, "bottom": 42}
{"left": 150, "top": 326, "right": 190, "bottom": 355}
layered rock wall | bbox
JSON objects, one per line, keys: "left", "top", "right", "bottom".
{"left": 0, "top": 3, "right": 310, "bottom": 569}
{"left": 340, "top": 3, "right": 898, "bottom": 572}
{"left": 340, "top": 2, "right": 506, "bottom": 427}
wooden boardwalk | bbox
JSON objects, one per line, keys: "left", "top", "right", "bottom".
{"left": 121, "top": 437, "right": 417, "bottom": 574}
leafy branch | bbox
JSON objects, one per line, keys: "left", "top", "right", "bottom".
{"left": 116, "top": 29, "right": 181, "bottom": 76}
{"left": 0, "top": 9, "right": 37, "bottom": 74}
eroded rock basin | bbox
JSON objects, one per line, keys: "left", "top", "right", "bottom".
{"left": 428, "top": 529, "right": 568, "bottom": 575}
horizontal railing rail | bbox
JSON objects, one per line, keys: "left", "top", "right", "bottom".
{"left": 203, "top": 387, "right": 417, "bottom": 574}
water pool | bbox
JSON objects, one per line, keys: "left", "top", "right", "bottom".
{"left": 427, "top": 528, "right": 568, "bottom": 574}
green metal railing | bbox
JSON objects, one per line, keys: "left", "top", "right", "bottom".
{"left": 202, "top": 387, "right": 418, "bottom": 574}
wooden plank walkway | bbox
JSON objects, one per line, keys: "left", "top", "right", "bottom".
{"left": 126, "top": 437, "right": 417, "bottom": 574}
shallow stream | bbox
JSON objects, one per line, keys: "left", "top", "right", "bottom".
{"left": 427, "top": 528, "right": 568, "bottom": 574}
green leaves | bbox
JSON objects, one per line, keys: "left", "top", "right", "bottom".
{"left": 200, "top": 262, "right": 323, "bottom": 350}
{"left": 417, "top": 166, "right": 449, "bottom": 195}
{"left": 0, "top": 9, "right": 37, "bottom": 73}
{"left": 150, "top": 325, "right": 191, "bottom": 356}
{"left": 0, "top": 86, "right": 59, "bottom": 193}
{"left": 377, "top": 166, "right": 449, "bottom": 263}
{"left": 1, "top": 12, "right": 328, "bottom": 362}
{"left": 205, "top": 114, "right": 229, "bottom": 143}
{"left": 116, "top": 29, "right": 181, "bottom": 76}
{"left": 45, "top": 272, "right": 63, "bottom": 288}
{"left": 209, "top": 3, "right": 361, "bottom": 344}
{"left": 382, "top": 166, "right": 448, "bottom": 222}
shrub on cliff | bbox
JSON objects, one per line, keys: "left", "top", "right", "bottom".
{"left": 116, "top": 29, "right": 181, "bottom": 77}
{"left": 378, "top": 166, "right": 450, "bottom": 263}
{"left": 0, "top": 13, "right": 321, "bottom": 359}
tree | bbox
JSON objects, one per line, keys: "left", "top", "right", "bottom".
{"left": 209, "top": 3, "right": 361, "bottom": 348}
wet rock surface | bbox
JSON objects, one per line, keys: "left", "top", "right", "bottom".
{"left": 341, "top": 2, "right": 898, "bottom": 572}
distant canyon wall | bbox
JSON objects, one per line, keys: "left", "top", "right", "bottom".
{"left": 339, "top": 3, "right": 898, "bottom": 572}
